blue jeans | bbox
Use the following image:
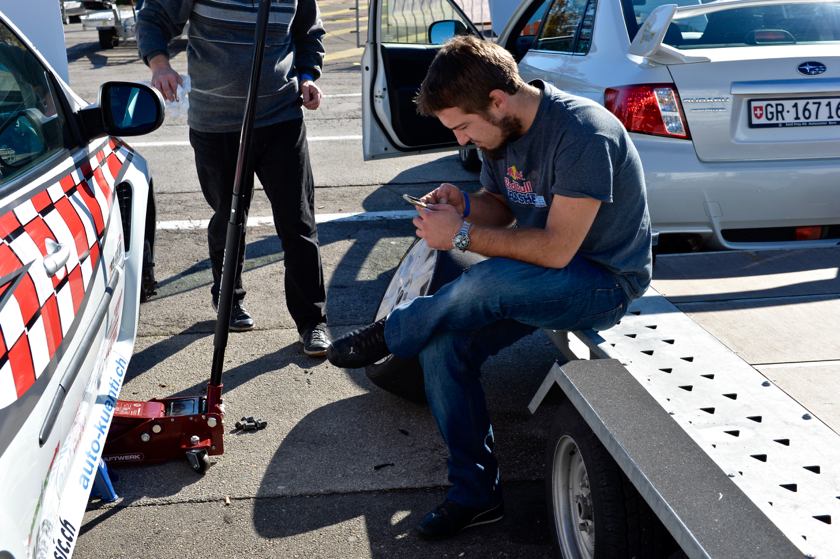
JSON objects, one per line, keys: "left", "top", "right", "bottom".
{"left": 384, "top": 255, "right": 629, "bottom": 509}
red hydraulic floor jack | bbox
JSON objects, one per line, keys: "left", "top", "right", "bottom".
{"left": 102, "top": 0, "right": 272, "bottom": 473}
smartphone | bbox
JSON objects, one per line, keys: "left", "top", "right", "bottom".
{"left": 403, "top": 193, "right": 428, "bottom": 208}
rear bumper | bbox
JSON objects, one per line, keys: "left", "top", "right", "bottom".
{"left": 636, "top": 134, "right": 840, "bottom": 250}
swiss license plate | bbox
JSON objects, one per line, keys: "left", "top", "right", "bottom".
{"left": 749, "top": 97, "right": 840, "bottom": 128}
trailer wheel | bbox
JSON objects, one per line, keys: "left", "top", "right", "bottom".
{"left": 459, "top": 146, "right": 481, "bottom": 172}
{"left": 364, "top": 238, "right": 485, "bottom": 403}
{"left": 547, "top": 399, "right": 674, "bottom": 559}
{"left": 98, "top": 28, "right": 119, "bottom": 49}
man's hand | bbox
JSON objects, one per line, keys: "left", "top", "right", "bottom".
{"left": 421, "top": 183, "right": 466, "bottom": 215}
{"left": 301, "top": 80, "right": 322, "bottom": 110}
{"left": 149, "top": 54, "right": 182, "bottom": 103}
{"left": 413, "top": 204, "right": 464, "bottom": 251}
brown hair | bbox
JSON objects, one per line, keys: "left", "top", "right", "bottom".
{"left": 415, "top": 35, "right": 525, "bottom": 117}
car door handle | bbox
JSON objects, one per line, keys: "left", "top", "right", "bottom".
{"left": 43, "top": 238, "right": 71, "bottom": 277}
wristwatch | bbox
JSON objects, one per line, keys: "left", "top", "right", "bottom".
{"left": 452, "top": 221, "right": 472, "bottom": 252}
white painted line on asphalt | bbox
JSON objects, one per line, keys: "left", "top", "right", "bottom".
{"left": 132, "top": 135, "right": 362, "bottom": 148}
{"left": 325, "top": 93, "right": 362, "bottom": 97}
{"left": 157, "top": 210, "right": 416, "bottom": 230}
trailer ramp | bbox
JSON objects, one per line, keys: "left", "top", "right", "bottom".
{"left": 534, "top": 288, "right": 839, "bottom": 558}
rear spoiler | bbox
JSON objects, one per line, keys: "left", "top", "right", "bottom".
{"left": 628, "top": 0, "right": 837, "bottom": 65}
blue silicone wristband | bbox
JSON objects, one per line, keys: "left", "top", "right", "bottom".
{"left": 300, "top": 73, "right": 314, "bottom": 82}
{"left": 461, "top": 190, "right": 470, "bottom": 218}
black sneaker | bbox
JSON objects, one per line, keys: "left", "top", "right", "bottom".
{"left": 326, "top": 318, "right": 389, "bottom": 368}
{"left": 300, "top": 327, "right": 330, "bottom": 357}
{"left": 414, "top": 499, "right": 504, "bottom": 541}
{"left": 212, "top": 298, "right": 255, "bottom": 332}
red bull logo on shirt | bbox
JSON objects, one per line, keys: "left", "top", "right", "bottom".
{"left": 504, "top": 166, "right": 547, "bottom": 208}
{"left": 507, "top": 166, "right": 525, "bottom": 182}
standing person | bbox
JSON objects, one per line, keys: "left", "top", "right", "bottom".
{"left": 136, "top": 0, "right": 331, "bottom": 356}
{"left": 327, "top": 36, "right": 652, "bottom": 539}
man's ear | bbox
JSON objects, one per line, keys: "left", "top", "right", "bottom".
{"left": 488, "top": 89, "right": 507, "bottom": 113}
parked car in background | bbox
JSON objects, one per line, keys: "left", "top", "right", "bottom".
{"left": 0, "top": 2, "right": 164, "bottom": 557}
{"left": 60, "top": 1, "right": 86, "bottom": 24}
{"left": 79, "top": 0, "right": 141, "bottom": 50}
{"left": 363, "top": 0, "right": 840, "bottom": 251}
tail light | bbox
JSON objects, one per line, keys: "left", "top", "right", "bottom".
{"left": 604, "top": 84, "right": 691, "bottom": 140}
{"left": 796, "top": 226, "right": 822, "bottom": 240}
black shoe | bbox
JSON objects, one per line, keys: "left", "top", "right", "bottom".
{"left": 414, "top": 499, "right": 504, "bottom": 541}
{"left": 300, "top": 327, "right": 330, "bottom": 357}
{"left": 326, "top": 318, "right": 389, "bottom": 368}
{"left": 212, "top": 298, "right": 255, "bottom": 332}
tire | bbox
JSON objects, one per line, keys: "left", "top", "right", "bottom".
{"left": 459, "top": 146, "right": 482, "bottom": 172}
{"left": 98, "top": 28, "right": 118, "bottom": 50}
{"left": 364, "top": 238, "right": 486, "bottom": 403}
{"left": 139, "top": 240, "right": 157, "bottom": 302}
{"left": 546, "top": 399, "right": 677, "bottom": 559}
{"left": 140, "top": 185, "right": 157, "bottom": 303}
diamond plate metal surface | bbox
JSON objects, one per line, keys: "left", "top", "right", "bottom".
{"left": 569, "top": 288, "right": 839, "bottom": 558}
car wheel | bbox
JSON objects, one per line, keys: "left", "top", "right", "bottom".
{"left": 364, "top": 238, "right": 485, "bottom": 403}
{"left": 547, "top": 399, "right": 675, "bottom": 559}
{"left": 98, "top": 28, "right": 118, "bottom": 49}
{"left": 139, "top": 240, "right": 157, "bottom": 302}
{"left": 140, "top": 186, "right": 157, "bottom": 303}
{"left": 459, "top": 146, "right": 481, "bottom": 172}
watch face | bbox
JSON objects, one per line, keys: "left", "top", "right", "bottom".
{"left": 454, "top": 234, "right": 469, "bottom": 250}
{"left": 453, "top": 221, "right": 471, "bottom": 250}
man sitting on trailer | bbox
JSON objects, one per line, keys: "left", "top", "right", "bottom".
{"left": 328, "top": 35, "right": 652, "bottom": 540}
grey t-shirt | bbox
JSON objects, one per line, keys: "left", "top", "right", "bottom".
{"left": 482, "top": 82, "right": 651, "bottom": 300}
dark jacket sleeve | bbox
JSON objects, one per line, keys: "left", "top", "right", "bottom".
{"left": 290, "top": 0, "right": 326, "bottom": 81}
{"left": 136, "top": 0, "right": 194, "bottom": 66}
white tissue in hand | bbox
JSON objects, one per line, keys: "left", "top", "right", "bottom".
{"left": 165, "top": 74, "right": 191, "bottom": 118}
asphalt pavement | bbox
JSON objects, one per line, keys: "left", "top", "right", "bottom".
{"left": 67, "top": 5, "right": 560, "bottom": 558}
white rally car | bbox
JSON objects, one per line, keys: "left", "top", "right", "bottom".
{"left": 0, "top": 3, "right": 164, "bottom": 558}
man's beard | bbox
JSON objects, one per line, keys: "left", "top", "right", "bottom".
{"left": 478, "top": 114, "right": 524, "bottom": 161}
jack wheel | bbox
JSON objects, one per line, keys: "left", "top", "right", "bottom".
{"left": 186, "top": 449, "right": 210, "bottom": 474}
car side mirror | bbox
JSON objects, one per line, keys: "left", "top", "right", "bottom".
{"left": 429, "top": 20, "right": 469, "bottom": 45}
{"left": 80, "top": 81, "right": 165, "bottom": 140}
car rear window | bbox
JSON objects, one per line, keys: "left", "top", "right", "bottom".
{"left": 620, "top": 0, "right": 840, "bottom": 49}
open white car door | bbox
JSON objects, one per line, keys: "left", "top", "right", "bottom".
{"left": 362, "top": 0, "right": 494, "bottom": 160}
